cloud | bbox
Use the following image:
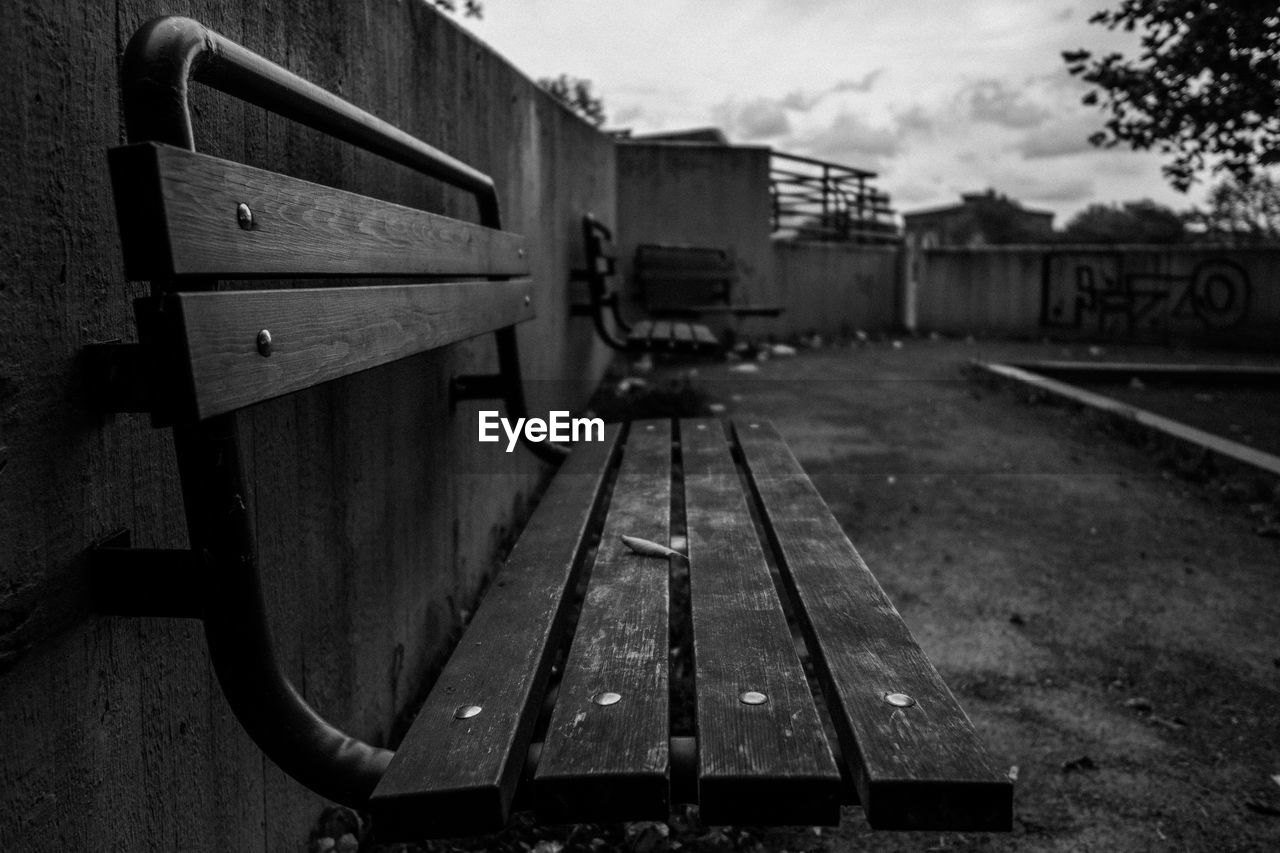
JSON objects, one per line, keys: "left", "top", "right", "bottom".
{"left": 1017, "top": 130, "right": 1094, "bottom": 159}
{"left": 774, "top": 71, "right": 882, "bottom": 113}
{"left": 960, "top": 78, "right": 1052, "bottom": 129}
{"left": 797, "top": 111, "right": 903, "bottom": 167}
{"left": 889, "top": 179, "right": 949, "bottom": 205}
{"left": 892, "top": 105, "right": 936, "bottom": 139}
{"left": 778, "top": 91, "right": 812, "bottom": 111}
{"left": 1016, "top": 113, "right": 1104, "bottom": 158}
{"left": 1025, "top": 179, "right": 1095, "bottom": 203}
{"left": 833, "top": 69, "right": 886, "bottom": 95}
{"left": 712, "top": 70, "right": 886, "bottom": 142}
{"left": 610, "top": 103, "right": 646, "bottom": 125}
{"left": 712, "top": 97, "right": 792, "bottom": 141}
{"left": 994, "top": 172, "right": 1095, "bottom": 205}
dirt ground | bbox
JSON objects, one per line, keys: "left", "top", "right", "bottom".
{"left": 390, "top": 337, "right": 1280, "bottom": 853}
{"left": 696, "top": 337, "right": 1280, "bottom": 852}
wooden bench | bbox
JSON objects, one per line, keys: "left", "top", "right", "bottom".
{"left": 86, "top": 17, "right": 1012, "bottom": 842}
{"left": 635, "top": 243, "right": 784, "bottom": 319}
{"left": 571, "top": 215, "right": 721, "bottom": 356}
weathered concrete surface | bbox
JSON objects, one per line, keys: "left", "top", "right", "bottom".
{"left": 772, "top": 240, "right": 901, "bottom": 337}
{"left": 0, "top": 4, "right": 613, "bottom": 849}
{"left": 396, "top": 338, "right": 1280, "bottom": 851}
{"left": 615, "top": 142, "right": 776, "bottom": 334}
{"left": 696, "top": 339, "right": 1280, "bottom": 851}
{"left": 914, "top": 245, "right": 1280, "bottom": 349}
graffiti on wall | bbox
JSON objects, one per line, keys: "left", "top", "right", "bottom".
{"left": 1040, "top": 254, "right": 1251, "bottom": 336}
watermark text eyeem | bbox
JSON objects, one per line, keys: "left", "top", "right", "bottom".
{"left": 478, "top": 410, "right": 604, "bottom": 452}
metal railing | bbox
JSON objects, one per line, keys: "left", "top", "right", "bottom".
{"left": 770, "top": 150, "right": 900, "bottom": 243}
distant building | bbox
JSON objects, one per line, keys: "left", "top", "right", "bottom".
{"left": 903, "top": 189, "right": 1053, "bottom": 247}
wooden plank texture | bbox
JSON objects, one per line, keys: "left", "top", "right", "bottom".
{"left": 368, "top": 425, "right": 623, "bottom": 839}
{"left": 161, "top": 279, "right": 534, "bottom": 421}
{"left": 650, "top": 321, "right": 674, "bottom": 348}
{"left": 627, "top": 320, "right": 654, "bottom": 349}
{"left": 636, "top": 245, "right": 733, "bottom": 272}
{"left": 535, "top": 421, "right": 672, "bottom": 822}
{"left": 692, "top": 324, "right": 719, "bottom": 348}
{"left": 734, "top": 420, "right": 1013, "bottom": 831}
{"left": 680, "top": 419, "right": 842, "bottom": 825}
{"left": 108, "top": 143, "right": 529, "bottom": 280}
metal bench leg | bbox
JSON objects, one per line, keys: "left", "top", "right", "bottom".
{"left": 92, "top": 414, "right": 393, "bottom": 807}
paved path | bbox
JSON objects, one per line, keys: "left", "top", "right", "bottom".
{"left": 691, "top": 338, "right": 1280, "bottom": 852}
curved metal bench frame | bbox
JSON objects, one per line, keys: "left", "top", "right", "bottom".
{"left": 91, "top": 15, "right": 561, "bottom": 807}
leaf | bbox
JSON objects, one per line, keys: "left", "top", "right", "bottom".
{"left": 620, "top": 535, "right": 685, "bottom": 561}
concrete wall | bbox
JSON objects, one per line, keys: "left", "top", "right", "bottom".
{"left": 615, "top": 141, "right": 775, "bottom": 333}
{"left": 913, "top": 245, "right": 1280, "bottom": 348}
{"left": 0, "top": 3, "right": 614, "bottom": 850}
{"left": 772, "top": 241, "right": 901, "bottom": 337}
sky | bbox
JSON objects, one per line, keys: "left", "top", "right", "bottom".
{"left": 455, "top": 0, "right": 1212, "bottom": 226}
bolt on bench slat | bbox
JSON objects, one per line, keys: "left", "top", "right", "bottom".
{"left": 535, "top": 420, "right": 673, "bottom": 823}
{"left": 735, "top": 421, "right": 1014, "bottom": 831}
{"left": 368, "top": 424, "right": 622, "bottom": 840}
{"left": 143, "top": 278, "right": 535, "bottom": 422}
{"left": 681, "top": 419, "right": 842, "bottom": 826}
{"left": 109, "top": 143, "right": 529, "bottom": 280}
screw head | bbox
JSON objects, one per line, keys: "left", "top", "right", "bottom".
{"left": 592, "top": 691, "right": 622, "bottom": 706}
{"left": 454, "top": 704, "right": 483, "bottom": 719}
{"left": 739, "top": 690, "right": 768, "bottom": 705}
{"left": 236, "top": 203, "right": 254, "bottom": 230}
{"left": 524, "top": 295, "right": 532, "bottom": 306}
{"left": 256, "top": 329, "right": 273, "bottom": 357}
{"left": 884, "top": 692, "right": 915, "bottom": 708}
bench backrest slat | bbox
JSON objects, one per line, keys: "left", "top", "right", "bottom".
{"left": 635, "top": 244, "right": 731, "bottom": 272}
{"left": 634, "top": 243, "right": 733, "bottom": 310}
{"left": 149, "top": 279, "right": 535, "bottom": 421}
{"left": 110, "top": 143, "right": 529, "bottom": 280}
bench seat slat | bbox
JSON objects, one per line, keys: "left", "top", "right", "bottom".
{"left": 368, "top": 425, "right": 623, "bottom": 839}
{"left": 158, "top": 279, "right": 535, "bottom": 421}
{"left": 109, "top": 143, "right": 529, "bottom": 280}
{"left": 650, "top": 320, "right": 674, "bottom": 348}
{"left": 692, "top": 325, "right": 719, "bottom": 348}
{"left": 535, "top": 421, "right": 672, "bottom": 822}
{"left": 627, "top": 320, "right": 654, "bottom": 349}
{"left": 637, "top": 245, "right": 732, "bottom": 267}
{"left": 735, "top": 421, "right": 1013, "bottom": 831}
{"left": 681, "top": 419, "right": 842, "bottom": 825}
